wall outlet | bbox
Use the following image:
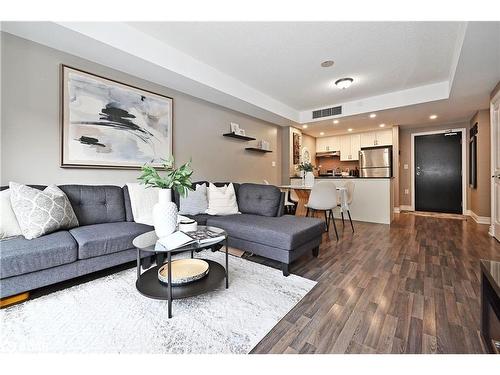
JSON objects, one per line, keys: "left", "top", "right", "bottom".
{"left": 404, "top": 189, "right": 409, "bottom": 195}
{"left": 403, "top": 164, "right": 409, "bottom": 170}
{"left": 271, "top": 161, "right": 276, "bottom": 167}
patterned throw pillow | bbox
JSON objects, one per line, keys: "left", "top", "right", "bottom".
{"left": 9, "top": 182, "right": 79, "bottom": 240}
{"left": 179, "top": 183, "right": 208, "bottom": 215}
{"left": 206, "top": 183, "right": 240, "bottom": 216}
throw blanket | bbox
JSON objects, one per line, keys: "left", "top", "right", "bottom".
{"left": 126, "top": 183, "right": 160, "bottom": 226}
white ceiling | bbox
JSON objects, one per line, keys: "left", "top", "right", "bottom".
{"left": 2, "top": 21, "right": 499, "bottom": 134}
{"left": 303, "top": 21, "right": 500, "bottom": 137}
{"left": 128, "top": 22, "right": 463, "bottom": 111}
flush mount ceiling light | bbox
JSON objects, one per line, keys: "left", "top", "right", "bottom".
{"left": 333, "top": 120, "right": 339, "bottom": 124}
{"left": 321, "top": 60, "right": 334, "bottom": 68}
{"left": 429, "top": 114, "right": 438, "bottom": 120}
{"left": 348, "top": 128, "right": 353, "bottom": 132}
{"left": 334, "top": 78, "right": 354, "bottom": 89}
{"left": 320, "top": 132, "right": 325, "bottom": 136}
{"left": 369, "top": 113, "right": 377, "bottom": 118}
{"left": 379, "top": 123, "right": 386, "bottom": 127}
{"left": 302, "top": 125, "right": 308, "bottom": 129}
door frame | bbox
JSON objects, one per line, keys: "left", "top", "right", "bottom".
{"left": 490, "top": 90, "right": 500, "bottom": 238}
{"left": 410, "top": 128, "right": 467, "bottom": 214}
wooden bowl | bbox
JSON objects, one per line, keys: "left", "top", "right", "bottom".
{"left": 158, "top": 259, "right": 209, "bottom": 286}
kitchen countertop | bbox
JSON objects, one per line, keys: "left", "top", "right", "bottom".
{"left": 290, "top": 176, "right": 392, "bottom": 179}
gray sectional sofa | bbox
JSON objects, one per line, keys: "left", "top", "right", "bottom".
{"left": 0, "top": 182, "right": 323, "bottom": 300}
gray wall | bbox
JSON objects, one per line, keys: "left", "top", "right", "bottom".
{"left": 468, "top": 110, "right": 491, "bottom": 217}
{"left": 0, "top": 32, "right": 282, "bottom": 186}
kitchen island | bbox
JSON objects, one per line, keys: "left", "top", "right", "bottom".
{"left": 287, "top": 176, "right": 394, "bottom": 224}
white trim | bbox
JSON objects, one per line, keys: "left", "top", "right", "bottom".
{"left": 410, "top": 128, "right": 467, "bottom": 214}
{"left": 466, "top": 210, "right": 491, "bottom": 225}
{"left": 393, "top": 207, "right": 400, "bottom": 214}
{"left": 399, "top": 205, "right": 414, "bottom": 211}
{"left": 491, "top": 90, "right": 500, "bottom": 240}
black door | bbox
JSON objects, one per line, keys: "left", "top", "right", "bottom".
{"left": 415, "top": 132, "right": 462, "bottom": 214}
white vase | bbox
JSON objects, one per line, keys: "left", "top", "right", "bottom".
{"left": 305, "top": 171, "right": 315, "bottom": 187}
{"left": 152, "top": 189, "right": 178, "bottom": 238}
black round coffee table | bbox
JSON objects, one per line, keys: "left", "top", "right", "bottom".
{"left": 132, "top": 227, "right": 229, "bottom": 318}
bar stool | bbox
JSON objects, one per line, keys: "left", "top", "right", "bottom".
{"left": 265, "top": 180, "right": 296, "bottom": 214}
{"left": 339, "top": 181, "right": 355, "bottom": 232}
{"left": 305, "top": 181, "right": 339, "bottom": 240}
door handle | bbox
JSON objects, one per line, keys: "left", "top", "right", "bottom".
{"left": 416, "top": 166, "right": 421, "bottom": 176}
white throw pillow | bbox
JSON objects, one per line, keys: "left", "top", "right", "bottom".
{"left": 9, "top": 182, "right": 79, "bottom": 240}
{"left": 126, "top": 183, "right": 160, "bottom": 225}
{"left": 180, "top": 184, "right": 208, "bottom": 215}
{"left": 206, "top": 183, "right": 239, "bottom": 216}
{"left": 0, "top": 189, "right": 23, "bottom": 239}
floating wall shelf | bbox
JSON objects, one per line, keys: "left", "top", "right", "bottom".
{"left": 222, "top": 132, "right": 256, "bottom": 141}
{"left": 245, "top": 147, "right": 272, "bottom": 153}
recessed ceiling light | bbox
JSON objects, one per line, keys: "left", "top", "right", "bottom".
{"left": 320, "top": 132, "right": 325, "bottom": 136}
{"left": 302, "top": 125, "right": 308, "bottom": 129}
{"left": 348, "top": 128, "right": 353, "bottom": 132}
{"left": 429, "top": 114, "right": 438, "bottom": 120}
{"left": 321, "top": 60, "right": 334, "bottom": 68}
{"left": 335, "top": 78, "right": 354, "bottom": 90}
{"left": 333, "top": 120, "right": 339, "bottom": 124}
{"left": 369, "top": 113, "right": 377, "bottom": 118}
{"left": 379, "top": 123, "right": 386, "bottom": 127}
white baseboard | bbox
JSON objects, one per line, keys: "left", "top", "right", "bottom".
{"left": 399, "top": 205, "right": 414, "bottom": 212}
{"left": 466, "top": 210, "right": 491, "bottom": 225}
{"left": 393, "top": 207, "right": 400, "bottom": 213}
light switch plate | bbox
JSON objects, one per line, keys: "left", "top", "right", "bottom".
{"left": 271, "top": 161, "right": 276, "bottom": 167}
{"left": 403, "top": 164, "right": 409, "bottom": 170}
{"left": 404, "top": 189, "right": 409, "bottom": 195}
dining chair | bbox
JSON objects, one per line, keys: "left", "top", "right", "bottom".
{"left": 339, "top": 181, "right": 355, "bottom": 232}
{"left": 305, "top": 181, "right": 339, "bottom": 240}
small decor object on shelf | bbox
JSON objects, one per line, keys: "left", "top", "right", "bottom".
{"left": 298, "top": 162, "right": 315, "bottom": 187}
{"left": 138, "top": 156, "right": 193, "bottom": 238}
{"left": 237, "top": 129, "right": 246, "bottom": 136}
{"left": 158, "top": 259, "right": 210, "bottom": 286}
{"left": 230, "top": 122, "right": 240, "bottom": 133}
{"left": 258, "top": 140, "right": 270, "bottom": 150}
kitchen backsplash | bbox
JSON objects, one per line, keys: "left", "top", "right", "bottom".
{"left": 316, "top": 157, "right": 358, "bottom": 174}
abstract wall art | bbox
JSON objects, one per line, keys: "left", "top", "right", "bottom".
{"left": 61, "top": 65, "right": 173, "bottom": 169}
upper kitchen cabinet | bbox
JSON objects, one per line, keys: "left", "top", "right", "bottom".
{"left": 316, "top": 136, "right": 340, "bottom": 152}
{"left": 360, "top": 129, "right": 393, "bottom": 148}
{"left": 340, "top": 134, "right": 361, "bottom": 161}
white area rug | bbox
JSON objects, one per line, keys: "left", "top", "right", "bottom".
{"left": 0, "top": 252, "right": 315, "bottom": 354}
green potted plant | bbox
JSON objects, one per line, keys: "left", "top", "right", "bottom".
{"left": 298, "top": 162, "right": 315, "bottom": 187}
{"left": 138, "top": 156, "right": 193, "bottom": 237}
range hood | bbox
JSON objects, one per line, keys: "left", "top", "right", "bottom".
{"left": 316, "top": 150, "right": 340, "bottom": 157}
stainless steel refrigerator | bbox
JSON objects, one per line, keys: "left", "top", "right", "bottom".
{"left": 359, "top": 146, "right": 393, "bottom": 177}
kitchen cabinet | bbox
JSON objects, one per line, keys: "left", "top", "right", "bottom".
{"left": 360, "top": 129, "right": 393, "bottom": 148}
{"left": 316, "top": 136, "right": 340, "bottom": 152}
{"left": 340, "top": 134, "right": 361, "bottom": 161}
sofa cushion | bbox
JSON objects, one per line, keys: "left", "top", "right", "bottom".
{"left": 9, "top": 182, "right": 79, "bottom": 239}
{"left": 0, "top": 231, "right": 77, "bottom": 279}
{"left": 206, "top": 214, "right": 324, "bottom": 251}
{"left": 206, "top": 183, "right": 239, "bottom": 215}
{"left": 70, "top": 222, "right": 153, "bottom": 259}
{"left": 237, "top": 183, "right": 282, "bottom": 217}
{"left": 180, "top": 183, "right": 208, "bottom": 215}
{"left": 59, "top": 185, "right": 126, "bottom": 226}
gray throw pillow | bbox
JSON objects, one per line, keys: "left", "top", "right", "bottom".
{"left": 179, "top": 184, "right": 208, "bottom": 215}
{"left": 9, "top": 182, "right": 79, "bottom": 240}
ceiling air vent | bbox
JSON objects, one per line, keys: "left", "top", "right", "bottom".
{"left": 312, "top": 105, "right": 342, "bottom": 119}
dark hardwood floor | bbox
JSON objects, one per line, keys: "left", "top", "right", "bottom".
{"left": 250, "top": 213, "right": 500, "bottom": 354}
